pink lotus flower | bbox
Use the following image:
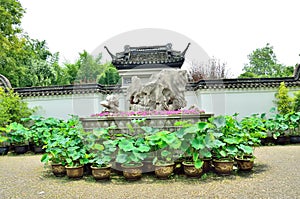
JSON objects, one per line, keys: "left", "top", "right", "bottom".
{"left": 91, "top": 109, "right": 205, "bottom": 117}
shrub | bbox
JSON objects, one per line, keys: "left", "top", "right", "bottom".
{"left": 293, "top": 90, "right": 300, "bottom": 112}
{"left": 274, "top": 82, "right": 293, "bottom": 115}
{"left": 0, "top": 88, "right": 33, "bottom": 127}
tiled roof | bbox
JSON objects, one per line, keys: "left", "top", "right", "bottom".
{"left": 187, "top": 65, "right": 300, "bottom": 91}
{"left": 104, "top": 43, "right": 190, "bottom": 70}
{"left": 14, "top": 65, "right": 300, "bottom": 97}
{"left": 14, "top": 84, "right": 121, "bottom": 97}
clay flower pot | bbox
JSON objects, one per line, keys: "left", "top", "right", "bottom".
{"left": 182, "top": 161, "right": 203, "bottom": 178}
{"left": 51, "top": 163, "right": 66, "bottom": 177}
{"left": 212, "top": 159, "right": 234, "bottom": 175}
{"left": 235, "top": 156, "right": 254, "bottom": 171}
{"left": 65, "top": 165, "right": 84, "bottom": 179}
{"left": 91, "top": 164, "right": 111, "bottom": 180}
{"left": 121, "top": 163, "right": 143, "bottom": 181}
{"left": 154, "top": 162, "right": 175, "bottom": 179}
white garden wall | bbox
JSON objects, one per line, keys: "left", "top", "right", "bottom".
{"left": 21, "top": 86, "right": 299, "bottom": 120}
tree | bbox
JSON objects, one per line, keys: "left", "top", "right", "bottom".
{"left": 63, "top": 62, "right": 80, "bottom": 85}
{"left": 97, "top": 62, "right": 120, "bottom": 85}
{"left": 19, "top": 38, "right": 68, "bottom": 87}
{"left": 186, "top": 57, "right": 231, "bottom": 82}
{"left": 76, "top": 51, "right": 105, "bottom": 83}
{"left": 239, "top": 43, "right": 294, "bottom": 78}
{"left": 274, "top": 82, "right": 293, "bottom": 115}
{"left": 0, "top": 0, "right": 27, "bottom": 87}
{"left": 0, "top": 0, "right": 69, "bottom": 87}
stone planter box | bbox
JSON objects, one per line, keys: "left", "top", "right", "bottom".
{"left": 80, "top": 113, "right": 213, "bottom": 135}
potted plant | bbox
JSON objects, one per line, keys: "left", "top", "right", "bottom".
{"left": 84, "top": 127, "right": 118, "bottom": 180}
{"left": 41, "top": 116, "right": 87, "bottom": 178}
{"left": 6, "top": 122, "right": 30, "bottom": 154}
{"left": 146, "top": 130, "right": 181, "bottom": 179}
{"left": 116, "top": 134, "right": 150, "bottom": 181}
{"left": 266, "top": 113, "right": 289, "bottom": 145}
{"left": 63, "top": 117, "right": 89, "bottom": 179}
{"left": 23, "top": 116, "right": 59, "bottom": 153}
{"left": 286, "top": 112, "right": 300, "bottom": 144}
{"left": 210, "top": 115, "right": 241, "bottom": 175}
{"left": 174, "top": 121, "right": 214, "bottom": 177}
{"left": 237, "top": 113, "right": 267, "bottom": 171}
{"left": 41, "top": 126, "right": 68, "bottom": 177}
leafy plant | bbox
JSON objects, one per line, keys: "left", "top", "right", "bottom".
{"left": 84, "top": 127, "right": 118, "bottom": 167}
{"left": 174, "top": 121, "right": 214, "bottom": 169}
{"left": 266, "top": 113, "right": 289, "bottom": 139}
{"left": 284, "top": 112, "right": 300, "bottom": 136}
{"left": 238, "top": 113, "right": 267, "bottom": 157}
{"left": 0, "top": 88, "right": 33, "bottom": 128}
{"left": 209, "top": 115, "right": 242, "bottom": 160}
{"left": 6, "top": 122, "right": 30, "bottom": 146}
{"left": 41, "top": 116, "right": 88, "bottom": 167}
{"left": 240, "top": 113, "right": 267, "bottom": 146}
{"left": 23, "top": 116, "right": 61, "bottom": 146}
{"left": 146, "top": 130, "right": 181, "bottom": 165}
{"left": 116, "top": 135, "right": 150, "bottom": 166}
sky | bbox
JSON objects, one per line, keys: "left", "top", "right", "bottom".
{"left": 19, "top": 0, "right": 300, "bottom": 77}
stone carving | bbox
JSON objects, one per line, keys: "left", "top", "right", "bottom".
{"left": 100, "top": 94, "right": 119, "bottom": 113}
{"left": 127, "top": 69, "right": 188, "bottom": 111}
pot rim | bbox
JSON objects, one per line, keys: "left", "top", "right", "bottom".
{"left": 212, "top": 159, "right": 234, "bottom": 163}
{"left": 154, "top": 161, "right": 175, "bottom": 167}
{"left": 121, "top": 162, "right": 143, "bottom": 168}
{"left": 91, "top": 164, "right": 112, "bottom": 169}
{"left": 65, "top": 165, "right": 84, "bottom": 169}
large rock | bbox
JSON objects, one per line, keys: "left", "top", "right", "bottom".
{"left": 127, "top": 69, "right": 188, "bottom": 111}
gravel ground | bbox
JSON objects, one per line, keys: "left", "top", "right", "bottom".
{"left": 1, "top": 145, "right": 300, "bottom": 199}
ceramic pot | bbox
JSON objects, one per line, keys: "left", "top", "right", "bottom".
{"left": 290, "top": 135, "right": 300, "bottom": 144}
{"left": 65, "top": 165, "right": 84, "bottom": 179}
{"left": 121, "top": 163, "right": 143, "bottom": 181}
{"left": 51, "top": 163, "right": 66, "bottom": 177}
{"left": 0, "top": 146, "right": 9, "bottom": 155}
{"left": 235, "top": 157, "right": 254, "bottom": 171}
{"left": 33, "top": 145, "right": 45, "bottom": 154}
{"left": 154, "top": 162, "right": 175, "bottom": 179}
{"left": 14, "top": 145, "right": 28, "bottom": 154}
{"left": 213, "top": 159, "right": 234, "bottom": 175}
{"left": 276, "top": 136, "right": 288, "bottom": 145}
{"left": 182, "top": 161, "right": 203, "bottom": 178}
{"left": 91, "top": 164, "right": 111, "bottom": 180}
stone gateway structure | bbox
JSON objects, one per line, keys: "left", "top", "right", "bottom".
{"left": 104, "top": 43, "right": 190, "bottom": 88}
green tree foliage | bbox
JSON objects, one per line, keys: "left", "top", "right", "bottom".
{"left": 63, "top": 62, "right": 80, "bottom": 84}
{"left": 0, "top": 0, "right": 27, "bottom": 87}
{"left": 274, "top": 82, "right": 293, "bottom": 115}
{"left": 98, "top": 62, "right": 120, "bottom": 85}
{"left": 239, "top": 43, "right": 294, "bottom": 78}
{"left": 293, "top": 91, "right": 300, "bottom": 112}
{"left": 0, "top": 0, "right": 70, "bottom": 87}
{"left": 0, "top": 87, "right": 33, "bottom": 127}
{"left": 76, "top": 51, "right": 105, "bottom": 83}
